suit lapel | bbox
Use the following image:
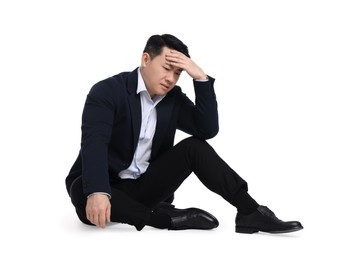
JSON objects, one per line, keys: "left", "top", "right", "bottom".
{"left": 152, "top": 94, "right": 174, "bottom": 157}
{"left": 127, "top": 69, "right": 141, "bottom": 151}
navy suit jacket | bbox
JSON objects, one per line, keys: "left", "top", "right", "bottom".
{"left": 66, "top": 68, "right": 219, "bottom": 197}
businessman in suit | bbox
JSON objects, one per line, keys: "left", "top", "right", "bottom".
{"left": 66, "top": 34, "right": 303, "bottom": 233}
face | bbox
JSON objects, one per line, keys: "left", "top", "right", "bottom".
{"left": 140, "top": 47, "right": 182, "bottom": 98}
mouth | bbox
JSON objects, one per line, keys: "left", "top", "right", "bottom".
{"left": 160, "top": 83, "right": 170, "bottom": 90}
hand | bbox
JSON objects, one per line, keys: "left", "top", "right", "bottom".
{"left": 86, "top": 194, "right": 111, "bottom": 228}
{"left": 165, "top": 50, "right": 207, "bottom": 80}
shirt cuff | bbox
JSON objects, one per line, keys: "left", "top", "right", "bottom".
{"left": 87, "top": 192, "right": 112, "bottom": 199}
{"left": 194, "top": 75, "right": 209, "bottom": 82}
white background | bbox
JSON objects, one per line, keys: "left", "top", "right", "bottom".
{"left": 1, "top": 0, "right": 340, "bottom": 259}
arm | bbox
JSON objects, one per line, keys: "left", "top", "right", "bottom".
{"left": 81, "top": 79, "right": 116, "bottom": 227}
{"left": 177, "top": 77, "right": 219, "bottom": 139}
{"left": 166, "top": 51, "right": 219, "bottom": 139}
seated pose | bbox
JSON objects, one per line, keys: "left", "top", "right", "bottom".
{"left": 65, "top": 34, "right": 303, "bottom": 234}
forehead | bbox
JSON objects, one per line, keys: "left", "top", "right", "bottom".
{"left": 156, "top": 47, "right": 182, "bottom": 72}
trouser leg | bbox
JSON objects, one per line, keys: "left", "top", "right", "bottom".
{"left": 132, "top": 136, "right": 250, "bottom": 208}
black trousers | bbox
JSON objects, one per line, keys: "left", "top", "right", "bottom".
{"left": 69, "top": 137, "right": 248, "bottom": 230}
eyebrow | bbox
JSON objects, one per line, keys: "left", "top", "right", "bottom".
{"left": 165, "top": 62, "right": 183, "bottom": 73}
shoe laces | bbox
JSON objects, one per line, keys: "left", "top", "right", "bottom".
{"left": 259, "top": 206, "right": 280, "bottom": 220}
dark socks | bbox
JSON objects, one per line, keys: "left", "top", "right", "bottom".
{"left": 146, "top": 210, "right": 172, "bottom": 229}
{"left": 234, "top": 189, "right": 259, "bottom": 215}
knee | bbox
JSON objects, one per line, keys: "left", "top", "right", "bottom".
{"left": 69, "top": 176, "right": 87, "bottom": 208}
{"left": 179, "top": 136, "right": 210, "bottom": 150}
{"left": 75, "top": 208, "right": 94, "bottom": 226}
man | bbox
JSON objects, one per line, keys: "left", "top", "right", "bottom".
{"left": 66, "top": 34, "right": 303, "bottom": 233}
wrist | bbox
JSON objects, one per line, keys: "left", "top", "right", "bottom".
{"left": 87, "top": 192, "right": 111, "bottom": 199}
{"left": 194, "top": 75, "right": 208, "bottom": 81}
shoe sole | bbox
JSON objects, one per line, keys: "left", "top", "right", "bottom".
{"left": 235, "top": 225, "right": 303, "bottom": 234}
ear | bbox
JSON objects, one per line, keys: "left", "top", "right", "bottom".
{"left": 141, "top": 52, "right": 151, "bottom": 68}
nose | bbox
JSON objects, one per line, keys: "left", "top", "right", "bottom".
{"left": 165, "top": 72, "right": 176, "bottom": 85}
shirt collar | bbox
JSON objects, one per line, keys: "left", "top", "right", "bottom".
{"left": 137, "top": 68, "right": 147, "bottom": 95}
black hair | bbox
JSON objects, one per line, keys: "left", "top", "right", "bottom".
{"left": 143, "top": 34, "right": 190, "bottom": 59}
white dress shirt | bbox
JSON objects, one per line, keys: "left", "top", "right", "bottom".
{"left": 118, "top": 68, "right": 165, "bottom": 179}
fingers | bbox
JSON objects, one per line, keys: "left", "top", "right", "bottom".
{"left": 86, "top": 209, "right": 107, "bottom": 228}
{"left": 106, "top": 206, "right": 111, "bottom": 223}
{"left": 87, "top": 212, "right": 110, "bottom": 228}
{"left": 166, "top": 50, "right": 206, "bottom": 80}
{"left": 165, "top": 50, "right": 188, "bottom": 68}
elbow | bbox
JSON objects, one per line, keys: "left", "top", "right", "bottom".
{"left": 205, "top": 115, "right": 219, "bottom": 139}
{"left": 198, "top": 123, "right": 219, "bottom": 140}
{"left": 206, "top": 125, "right": 219, "bottom": 139}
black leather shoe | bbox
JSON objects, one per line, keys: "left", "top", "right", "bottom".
{"left": 235, "top": 205, "right": 303, "bottom": 234}
{"left": 155, "top": 203, "right": 219, "bottom": 230}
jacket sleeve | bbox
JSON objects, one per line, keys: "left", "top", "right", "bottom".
{"left": 177, "top": 76, "right": 219, "bottom": 139}
{"left": 80, "top": 80, "right": 116, "bottom": 196}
